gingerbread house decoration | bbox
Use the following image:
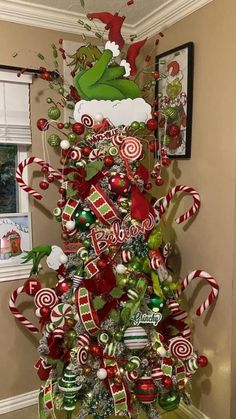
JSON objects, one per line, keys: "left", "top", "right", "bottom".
{"left": 0, "top": 230, "right": 22, "bottom": 259}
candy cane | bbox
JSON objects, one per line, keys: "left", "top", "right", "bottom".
{"left": 176, "top": 270, "right": 219, "bottom": 316}
{"left": 9, "top": 286, "right": 39, "bottom": 334}
{"left": 16, "top": 157, "right": 64, "bottom": 201}
{"left": 154, "top": 185, "right": 201, "bottom": 224}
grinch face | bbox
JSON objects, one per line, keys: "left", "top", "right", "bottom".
{"left": 166, "top": 79, "right": 182, "bottom": 100}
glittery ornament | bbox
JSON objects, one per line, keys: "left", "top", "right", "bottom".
{"left": 109, "top": 173, "right": 131, "bottom": 195}
{"left": 135, "top": 376, "right": 157, "bottom": 404}
{"left": 74, "top": 207, "right": 96, "bottom": 231}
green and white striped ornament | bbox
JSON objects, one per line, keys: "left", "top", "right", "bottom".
{"left": 127, "top": 288, "right": 139, "bottom": 300}
{"left": 123, "top": 326, "right": 148, "bottom": 350}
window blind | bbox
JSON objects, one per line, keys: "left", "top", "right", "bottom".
{"left": 0, "top": 71, "right": 32, "bottom": 145}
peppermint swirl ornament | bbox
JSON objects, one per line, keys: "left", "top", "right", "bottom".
{"left": 119, "top": 137, "right": 142, "bottom": 162}
{"left": 34, "top": 288, "right": 58, "bottom": 309}
{"left": 50, "top": 303, "right": 73, "bottom": 327}
{"left": 81, "top": 113, "right": 93, "bottom": 128}
{"left": 77, "top": 346, "right": 88, "bottom": 365}
{"left": 169, "top": 337, "right": 193, "bottom": 360}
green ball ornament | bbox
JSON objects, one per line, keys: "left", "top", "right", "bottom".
{"left": 83, "top": 238, "right": 92, "bottom": 249}
{"left": 48, "top": 106, "right": 61, "bottom": 120}
{"left": 162, "top": 284, "right": 172, "bottom": 296}
{"left": 46, "top": 97, "right": 53, "bottom": 103}
{"left": 130, "top": 121, "right": 140, "bottom": 130}
{"left": 64, "top": 122, "right": 70, "bottom": 129}
{"left": 116, "top": 275, "right": 128, "bottom": 287}
{"left": 158, "top": 391, "right": 180, "bottom": 411}
{"left": 128, "top": 258, "right": 142, "bottom": 272}
{"left": 139, "top": 122, "right": 146, "bottom": 130}
{"left": 147, "top": 226, "right": 163, "bottom": 250}
{"left": 148, "top": 294, "right": 165, "bottom": 312}
{"left": 47, "top": 134, "right": 61, "bottom": 147}
{"left": 67, "top": 132, "right": 77, "bottom": 142}
{"left": 67, "top": 330, "right": 77, "bottom": 339}
{"left": 126, "top": 361, "right": 136, "bottom": 372}
{"left": 58, "top": 87, "right": 65, "bottom": 94}
{"left": 114, "top": 330, "right": 124, "bottom": 342}
{"left": 74, "top": 207, "right": 96, "bottom": 231}
{"left": 164, "top": 106, "right": 178, "bottom": 119}
{"left": 128, "top": 278, "right": 137, "bottom": 288}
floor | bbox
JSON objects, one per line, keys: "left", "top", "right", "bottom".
{"left": 1, "top": 404, "right": 190, "bottom": 418}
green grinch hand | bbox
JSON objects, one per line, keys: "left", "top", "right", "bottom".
{"left": 73, "top": 41, "right": 142, "bottom": 101}
{"left": 22, "top": 245, "right": 52, "bottom": 275}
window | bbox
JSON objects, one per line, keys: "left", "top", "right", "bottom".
{"left": 0, "top": 70, "right": 32, "bottom": 281}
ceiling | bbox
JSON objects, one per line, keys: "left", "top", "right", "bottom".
{"left": 0, "top": 0, "right": 213, "bottom": 38}
{"left": 17, "top": 0, "right": 168, "bottom": 25}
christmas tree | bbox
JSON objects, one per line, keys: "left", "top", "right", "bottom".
{"left": 9, "top": 5, "right": 219, "bottom": 419}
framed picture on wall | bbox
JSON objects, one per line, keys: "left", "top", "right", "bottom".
{"left": 155, "top": 42, "right": 194, "bottom": 158}
{"left": 0, "top": 213, "right": 32, "bottom": 267}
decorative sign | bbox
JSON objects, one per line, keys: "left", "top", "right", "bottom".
{"left": 132, "top": 311, "right": 162, "bottom": 326}
{"left": 87, "top": 128, "right": 122, "bottom": 144}
{"left": 88, "top": 213, "right": 155, "bottom": 255}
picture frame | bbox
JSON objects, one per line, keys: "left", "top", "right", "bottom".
{"left": 0, "top": 213, "right": 32, "bottom": 269}
{"left": 155, "top": 42, "right": 194, "bottom": 158}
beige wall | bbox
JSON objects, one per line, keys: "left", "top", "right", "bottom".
{"left": 0, "top": 0, "right": 235, "bottom": 417}
{"left": 142, "top": 0, "right": 236, "bottom": 418}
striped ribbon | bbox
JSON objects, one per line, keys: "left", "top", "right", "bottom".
{"left": 75, "top": 287, "right": 100, "bottom": 335}
{"left": 103, "top": 357, "right": 129, "bottom": 415}
{"left": 87, "top": 183, "right": 121, "bottom": 226}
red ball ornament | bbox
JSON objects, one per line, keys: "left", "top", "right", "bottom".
{"left": 97, "top": 258, "right": 108, "bottom": 270}
{"left": 89, "top": 344, "right": 103, "bottom": 358}
{"left": 162, "top": 156, "right": 171, "bottom": 167}
{"left": 155, "top": 176, "right": 164, "bottom": 186}
{"left": 57, "top": 122, "right": 64, "bottom": 129}
{"left": 162, "top": 376, "right": 173, "bottom": 389}
{"left": 57, "top": 199, "right": 66, "bottom": 208}
{"left": 72, "top": 122, "right": 85, "bottom": 135}
{"left": 56, "top": 281, "right": 70, "bottom": 295}
{"left": 37, "top": 118, "right": 49, "bottom": 131}
{"left": 106, "top": 366, "right": 117, "bottom": 378}
{"left": 150, "top": 171, "right": 157, "bottom": 179}
{"left": 41, "top": 165, "right": 49, "bottom": 174}
{"left": 197, "top": 355, "right": 208, "bottom": 367}
{"left": 103, "top": 155, "right": 114, "bottom": 167}
{"left": 81, "top": 146, "right": 92, "bottom": 156}
{"left": 144, "top": 182, "right": 153, "bottom": 190}
{"left": 160, "top": 148, "right": 167, "bottom": 157}
{"left": 135, "top": 376, "right": 157, "bottom": 404}
{"left": 59, "top": 187, "right": 66, "bottom": 196}
{"left": 109, "top": 173, "right": 131, "bottom": 196}
{"left": 166, "top": 124, "right": 180, "bottom": 137}
{"left": 148, "top": 139, "right": 159, "bottom": 153}
{"left": 39, "top": 180, "right": 49, "bottom": 190}
{"left": 152, "top": 72, "right": 160, "bottom": 80}
{"left": 47, "top": 174, "right": 54, "bottom": 183}
{"left": 40, "top": 306, "right": 51, "bottom": 317}
{"left": 146, "top": 118, "right": 158, "bottom": 131}
{"left": 24, "top": 278, "right": 41, "bottom": 296}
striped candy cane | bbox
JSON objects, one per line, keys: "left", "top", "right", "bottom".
{"left": 176, "top": 270, "right": 219, "bottom": 316}
{"left": 9, "top": 286, "right": 39, "bottom": 334}
{"left": 154, "top": 185, "right": 201, "bottom": 224}
{"left": 16, "top": 157, "right": 64, "bottom": 201}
